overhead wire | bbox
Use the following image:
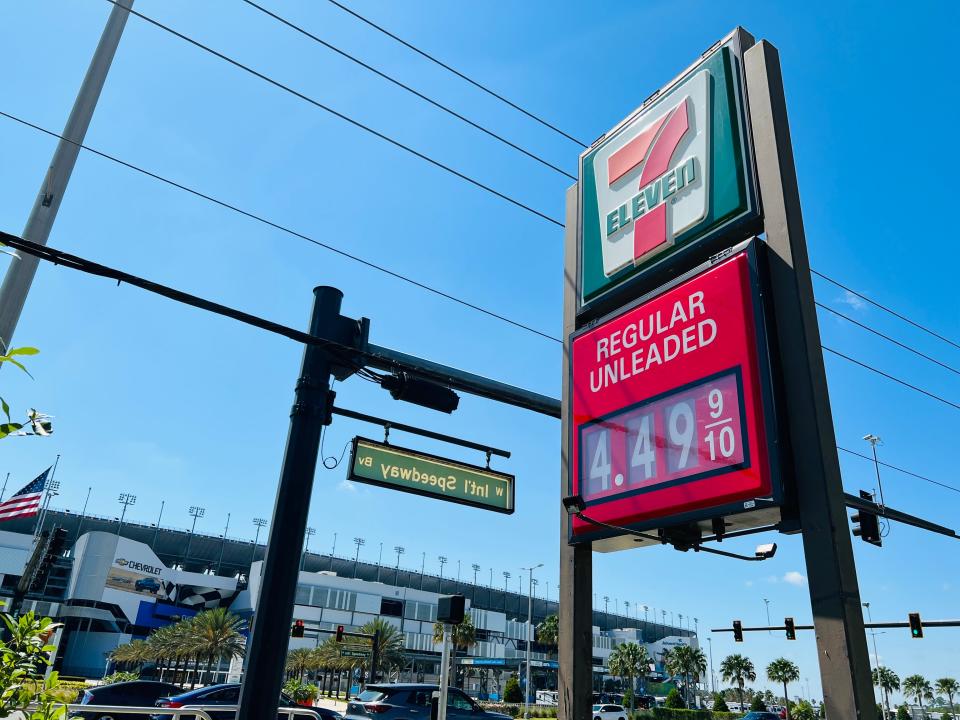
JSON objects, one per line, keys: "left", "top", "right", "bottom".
{"left": 0, "top": 110, "right": 561, "bottom": 344}
{"left": 240, "top": 0, "right": 576, "bottom": 180}
{"left": 813, "top": 269, "right": 960, "bottom": 352}
{"left": 321, "top": 0, "right": 589, "bottom": 148}
{"left": 836, "top": 446, "right": 960, "bottom": 496}
{"left": 102, "top": 0, "right": 564, "bottom": 228}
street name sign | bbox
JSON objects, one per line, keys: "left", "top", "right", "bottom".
{"left": 340, "top": 649, "right": 370, "bottom": 658}
{"left": 569, "top": 241, "right": 780, "bottom": 549}
{"left": 578, "top": 37, "right": 759, "bottom": 317}
{"left": 348, "top": 437, "right": 515, "bottom": 514}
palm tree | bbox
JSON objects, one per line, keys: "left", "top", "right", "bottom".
{"left": 766, "top": 659, "right": 800, "bottom": 720}
{"left": 668, "top": 644, "right": 707, "bottom": 708}
{"left": 935, "top": 678, "right": 958, "bottom": 717}
{"left": 433, "top": 614, "right": 476, "bottom": 688}
{"left": 608, "top": 642, "right": 649, "bottom": 711}
{"left": 719, "top": 654, "right": 756, "bottom": 711}
{"left": 903, "top": 675, "right": 933, "bottom": 715}
{"left": 536, "top": 614, "right": 558, "bottom": 650}
{"left": 287, "top": 647, "right": 313, "bottom": 680}
{"left": 191, "top": 608, "right": 246, "bottom": 685}
{"left": 873, "top": 667, "right": 900, "bottom": 718}
{"left": 360, "top": 618, "right": 407, "bottom": 681}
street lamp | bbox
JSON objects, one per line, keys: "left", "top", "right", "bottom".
{"left": 438, "top": 556, "right": 448, "bottom": 593}
{"left": 353, "top": 537, "right": 365, "bottom": 577}
{"left": 301, "top": 526, "right": 316, "bottom": 571}
{"left": 603, "top": 596, "right": 610, "bottom": 631}
{"left": 521, "top": 563, "right": 543, "bottom": 720}
{"left": 184, "top": 506, "right": 205, "bottom": 566}
{"left": 117, "top": 493, "right": 136, "bottom": 536}
{"left": 503, "top": 571, "right": 511, "bottom": 591}
{"left": 472, "top": 563, "right": 480, "bottom": 585}
{"left": 394, "top": 545, "right": 405, "bottom": 583}
{"left": 863, "top": 602, "right": 884, "bottom": 708}
{"left": 251, "top": 517, "right": 267, "bottom": 564}
{"left": 763, "top": 598, "right": 772, "bottom": 634}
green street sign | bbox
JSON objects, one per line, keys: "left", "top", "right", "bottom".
{"left": 340, "top": 649, "right": 370, "bottom": 658}
{"left": 340, "top": 643, "right": 369, "bottom": 652}
{"left": 348, "top": 437, "right": 515, "bottom": 514}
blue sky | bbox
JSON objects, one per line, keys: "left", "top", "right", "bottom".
{"left": 2, "top": 0, "right": 958, "bottom": 703}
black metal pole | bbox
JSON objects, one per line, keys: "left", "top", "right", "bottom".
{"left": 237, "top": 286, "right": 344, "bottom": 719}
{"left": 369, "top": 629, "right": 380, "bottom": 684}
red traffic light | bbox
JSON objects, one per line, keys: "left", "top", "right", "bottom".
{"left": 336, "top": 624, "right": 345, "bottom": 642}
{"left": 733, "top": 620, "right": 743, "bottom": 642}
{"left": 291, "top": 619, "right": 305, "bottom": 638}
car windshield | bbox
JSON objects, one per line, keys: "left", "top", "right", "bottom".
{"left": 592, "top": 705, "right": 602, "bottom": 711}
{"left": 357, "top": 690, "right": 386, "bottom": 702}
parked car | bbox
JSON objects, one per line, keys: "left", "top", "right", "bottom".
{"left": 592, "top": 704, "right": 628, "bottom": 720}
{"left": 345, "top": 683, "right": 511, "bottom": 720}
{"left": 72, "top": 680, "right": 183, "bottom": 720}
{"left": 152, "top": 684, "right": 336, "bottom": 720}
{"left": 742, "top": 712, "right": 781, "bottom": 720}
{"left": 135, "top": 577, "right": 162, "bottom": 593}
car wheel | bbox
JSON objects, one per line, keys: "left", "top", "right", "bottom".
{"left": 594, "top": 716, "right": 601, "bottom": 720}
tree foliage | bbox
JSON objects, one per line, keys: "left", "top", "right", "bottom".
{"left": 767, "top": 658, "right": 800, "bottom": 719}
{"left": 504, "top": 675, "right": 523, "bottom": 704}
{"left": 719, "top": 653, "right": 756, "bottom": 711}
{"left": 0, "top": 347, "right": 53, "bottom": 439}
{"left": 608, "top": 642, "right": 649, "bottom": 711}
{"left": 0, "top": 611, "right": 66, "bottom": 717}
{"left": 536, "top": 614, "right": 558, "bottom": 648}
{"left": 664, "top": 688, "right": 685, "bottom": 709}
{"left": 904, "top": 674, "right": 933, "bottom": 711}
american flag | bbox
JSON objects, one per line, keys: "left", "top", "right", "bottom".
{"left": 0, "top": 468, "right": 50, "bottom": 522}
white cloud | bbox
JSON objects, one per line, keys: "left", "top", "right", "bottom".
{"left": 745, "top": 580, "right": 754, "bottom": 588}
{"left": 839, "top": 290, "right": 867, "bottom": 311}
{"left": 338, "top": 479, "right": 357, "bottom": 493}
{"left": 783, "top": 571, "right": 807, "bottom": 586}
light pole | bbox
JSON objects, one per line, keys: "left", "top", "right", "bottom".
{"left": 864, "top": 434, "right": 889, "bottom": 535}
{"left": 420, "top": 551, "right": 426, "bottom": 590}
{"left": 863, "top": 602, "right": 884, "bottom": 709}
{"left": 353, "top": 537, "right": 365, "bottom": 577}
{"left": 707, "top": 637, "right": 716, "bottom": 694}
{"left": 763, "top": 598, "right": 772, "bottom": 634}
{"left": 438, "top": 556, "right": 448, "bottom": 593}
{"left": 522, "top": 563, "right": 543, "bottom": 719}
{"left": 251, "top": 517, "right": 267, "bottom": 565}
{"left": 395, "top": 546, "right": 405, "bottom": 583}
{"left": 301, "top": 527, "right": 316, "bottom": 571}
{"left": 117, "top": 493, "right": 136, "bottom": 536}
{"left": 503, "top": 571, "right": 511, "bottom": 591}
{"left": 36, "top": 479, "right": 61, "bottom": 538}
{"left": 216, "top": 513, "right": 231, "bottom": 576}
{"left": 152, "top": 500, "right": 165, "bottom": 548}
{"left": 377, "top": 542, "right": 384, "bottom": 582}
{"left": 472, "top": 564, "right": 480, "bottom": 585}
{"left": 184, "top": 506, "right": 205, "bottom": 567}
{"left": 603, "top": 596, "right": 610, "bottom": 631}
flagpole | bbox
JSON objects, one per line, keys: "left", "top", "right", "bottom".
{"left": 34, "top": 455, "right": 60, "bottom": 539}
{"left": 0, "top": 473, "right": 8, "bottom": 502}
{"left": 75, "top": 486, "right": 92, "bottom": 540}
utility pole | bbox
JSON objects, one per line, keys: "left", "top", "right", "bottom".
{"left": 0, "top": 0, "right": 133, "bottom": 355}
{"left": 251, "top": 517, "right": 267, "bottom": 565}
{"left": 183, "top": 506, "right": 205, "bottom": 567}
{"left": 237, "top": 287, "right": 353, "bottom": 720}
{"left": 300, "top": 526, "right": 315, "bottom": 572}
{"left": 152, "top": 500, "right": 164, "bottom": 549}
{"left": 216, "top": 513, "right": 231, "bottom": 576}
{"left": 522, "top": 563, "right": 543, "bottom": 720}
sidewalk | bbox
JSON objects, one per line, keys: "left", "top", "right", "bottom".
{"left": 315, "top": 696, "right": 349, "bottom": 714}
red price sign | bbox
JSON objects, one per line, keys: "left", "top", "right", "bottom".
{"left": 570, "top": 246, "right": 777, "bottom": 542}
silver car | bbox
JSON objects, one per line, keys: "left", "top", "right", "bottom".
{"left": 345, "top": 684, "right": 510, "bottom": 720}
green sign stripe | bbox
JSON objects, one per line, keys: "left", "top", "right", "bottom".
{"left": 348, "top": 438, "right": 515, "bottom": 514}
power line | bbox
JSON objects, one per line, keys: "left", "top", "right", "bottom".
{"left": 104, "top": 0, "right": 564, "bottom": 229}
{"left": 815, "top": 302, "right": 960, "bottom": 376}
{"left": 323, "top": 0, "right": 588, "bottom": 148}
{"left": 0, "top": 110, "right": 562, "bottom": 345}
{"left": 813, "top": 269, "right": 960, "bottom": 352}
{"left": 837, "top": 446, "right": 960, "bottom": 496}
{"left": 822, "top": 345, "right": 960, "bottom": 412}
{"left": 241, "top": 0, "right": 576, "bottom": 181}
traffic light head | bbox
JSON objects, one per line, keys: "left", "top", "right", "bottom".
{"left": 852, "top": 491, "right": 882, "bottom": 547}
{"left": 733, "top": 620, "right": 743, "bottom": 642}
{"left": 291, "top": 619, "right": 305, "bottom": 638}
{"left": 785, "top": 617, "right": 796, "bottom": 640}
{"left": 908, "top": 612, "right": 923, "bottom": 638}
{"left": 336, "top": 624, "right": 345, "bottom": 642}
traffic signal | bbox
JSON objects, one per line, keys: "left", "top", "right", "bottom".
{"left": 851, "top": 490, "right": 882, "bottom": 547}
{"left": 336, "top": 624, "right": 345, "bottom": 642}
{"left": 908, "top": 612, "right": 923, "bottom": 639}
{"left": 291, "top": 619, "right": 304, "bottom": 638}
{"left": 785, "top": 617, "right": 796, "bottom": 640}
{"left": 381, "top": 373, "right": 460, "bottom": 414}
{"left": 733, "top": 620, "right": 743, "bottom": 642}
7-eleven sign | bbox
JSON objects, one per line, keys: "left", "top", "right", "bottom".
{"left": 579, "top": 43, "right": 756, "bottom": 311}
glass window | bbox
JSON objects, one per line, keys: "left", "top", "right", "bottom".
{"left": 295, "top": 584, "right": 311, "bottom": 605}
{"left": 357, "top": 690, "right": 385, "bottom": 702}
{"left": 381, "top": 598, "right": 403, "bottom": 617}
{"left": 408, "top": 690, "right": 432, "bottom": 707}
{"left": 311, "top": 587, "right": 328, "bottom": 607}
{"left": 448, "top": 691, "right": 474, "bottom": 711}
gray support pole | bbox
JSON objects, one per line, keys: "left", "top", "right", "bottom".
{"left": 237, "top": 286, "right": 344, "bottom": 720}
{"left": 0, "top": 0, "right": 133, "bottom": 355}
{"left": 744, "top": 40, "right": 874, "bottom": 718}
{"left": 558, "top": 183, "right": 593, "bottom": 720}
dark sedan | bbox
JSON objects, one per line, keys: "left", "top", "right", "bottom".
{"left": 152, "top": 683, "right": 337, "bottom": 720}
{"left": 72, "top": 680, "right": 183, "bottom": 720}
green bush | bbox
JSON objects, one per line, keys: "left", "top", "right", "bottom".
{"left": 664, "top": 689, "right": 686, "bottom": 709}
{"left": 712, "top": 693, "right": 729, "bottom": 712}
{"left": 751, "top": 695, "right": 767, "bottom": 711}
{"left": 650, "top": 709, "right": 713, "bottom": 720}
{"left": 504, "top": 676, "right": 523, "bottom": 704}
{"left": 896, "top": 706, "right": 910, "bottom": 720}
{"left": 0, "top": 612, "right": 68, "bottom": 715}
{"left": 283, "top": 678, "right": 318, "bottom": 702}
{"left": 103, "top": 671, "right": 140, "bottom": 685}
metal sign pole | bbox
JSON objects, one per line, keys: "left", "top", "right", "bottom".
{"left": 437, "top": 624, "right": 452, "bottom": 720}
{"left": 744, "top": 40, "right": 874, "bottom": 717}
{"left": 558, "top": 183, "right": 593, "bottom": 720}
